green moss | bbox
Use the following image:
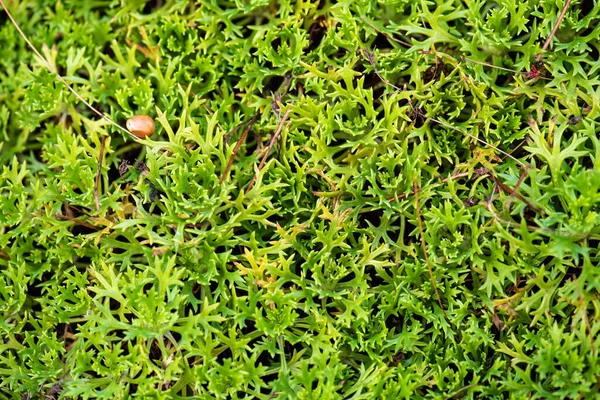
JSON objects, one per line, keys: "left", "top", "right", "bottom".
{"left": 1, "top": 0, "right": 600, "bottom": 398}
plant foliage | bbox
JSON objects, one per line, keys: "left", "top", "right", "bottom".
{"left": 1, "top": 0, "right": 600, "bottom": 398}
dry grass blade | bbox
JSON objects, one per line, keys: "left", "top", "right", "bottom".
{"left": 388, "top": 171, "right": 471, "bottom": 203}
{"left": 223, "top": 116, "right": 256, "bottom": 144}
{"left": 414, "top": 180, "right": 450, "bottom": 323}
{"left": 428, "top": 116, "right": 526, "bottom": 167}
{"left": 574, "top": 279, "right": 596, "bottom": 355}
{"left": 0, "top": 0, "right": 135, "bottom": 139}
{"left": 247, "top": 107, "right": 292, "bottom": 191}
{"left": 486, "top": 170, "right": 543, "bottom": 215}
{"left": 536, "top": 0, "right": 573, "bottom": 62}
{"left": 463, "top": 56, "right": 521, "bottom": 74}
{"left": 484, "top": 200, "right": 553, "bottom": 234}
{"left": 462, "top": 57, "right": 552, "bottom": 81}
{"left": 94, "top": 135, "right": 107, "bottom": 211}
{"left": 499, "top": 166, "right": 537, "bottom": 213}
{"left": 271, "top": 72, "right": 293, "bottom": 121}
{"left": 360, "top": 17, "right": 412, "bottom": 47}
{"left": 360, "top": 48, "right": 403, "bottom": 92}
{"left": 219, "top": 115, "right": 259, "bottom": 185}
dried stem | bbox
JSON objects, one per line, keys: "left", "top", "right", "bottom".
{"left": 271, "top": 72, "right": 293, "bottom": 121}
{"left": 54, "top": 212, "right": 98, "bottom": 230}
{"left": 94, "top": 135, "right": 107, "bottom": 211}
{"left": 463, "top": 56, "right": 521, "bottom": 74}
{"left": 0, "top": 0, "right": 135, "bottom": 139}
{"left": 360, "top": 48, "right": 403, "bottom": 92}
{"left": 248, "top": 107, "right": 292, "bottom": 191}
{"left": 486, "top": 171, "right": 543, "bottom": 215}
{"left": 360, "top": 17, "right": 411, "bottom": 47}
{"left": 219, "top": 115, "right": 258, "bottom": 185}
{"left": 201, "top": 103, "right": 224, "bottom": 133}
{"left": 428, "top": 116, "right": 526, "bottom": 167}
{"left": 484, "top": 200, "right": 552, "bottom": 234}
{"left": 224, "top": 116, "right": 256, "bottom": 144}
{"left": 536, "top": 0, "right": 573, "bottom": 62}
{"left": 413, "top": 180, "right": 450, "bottom": 323}
{"left": 574, "top": 279, "right": 596, "bottom": 355}
{"left": 503, "top": 167, "right": 530, "bottom": 212}
{"left": 387, "top": 171, "right": 471, "bottom": 203}
{"left": 462, "top": 57, "right": 552, "bottom": 81}
{"left": 502, "top": 136, "right": 530, "bottom": 160}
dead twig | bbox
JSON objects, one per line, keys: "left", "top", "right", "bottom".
{"left": 271, "top": 72, "right": 293, "bottom": 121}
{"left": 503, "top": 166, "right": 531, "bottom": 212}
{"left": 201, "top": 103, "right": 224, "bottom": 133}
{"left": 486, "top": 170, "right": 544, "bottom": 215}
{"left": 483, "top": 199, "right": 552, "bottom": 234}
{"left": 502, "top": 136, "right": 530, "bottom": 160}
{"left": 574, "top": 279, "right": 596, "bottom": 355}
{"left": 387, "top": 171, "right": 471, "bottom": 203}
{"left": 94, "top": 135, "right": 107, "bottom": 211}
{"left": 219, "top": 115, "right": 258, "bottom": 185}
{"left": 462, "top": 57, "right": 552, "bottom": 81}
{"left": 247, "top": 107, "right": 292, "bottom": 191}
{"left": 54, "top": 212, "right": 98, "bottom": 230}
{"left": 427, "top": 116, "right": 526, "bottom": 168}
{"left": 536, "top": 0, "right": 573, "bottom": 62}
{"left": 463, "top": 56, "right": 522, "bottom": 74}
{"left": 360, "top": 17, "right": 412, "bottom": 47}
{"left": 404, "top": 96, "right": 526, "bottom": 167}
{"left": 224, "top": 116, "right": 256, "bottom": 144}
{"left": 360, "top": 48, "right": 403, "bottom": 92}
{"left": 444, "top": 383, "right": 480, "bottom": 400}
{"left": 413, "top": 180, "right": 450, "bottom": 323}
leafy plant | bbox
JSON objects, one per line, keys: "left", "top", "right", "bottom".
{"left": 1, "top": 0, "right": 600, "bottom": 398}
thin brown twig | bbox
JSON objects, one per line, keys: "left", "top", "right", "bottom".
{"left": 248, "top": 108, "right": 292, "bottom": 191}
{"left": 413, "top": 180, "right": 450, "bottom": 323}
{"left": 444, "top": 383, "right": 480, "bottom": 400}
{"left": 536, "top": 0, "right": 573, "bottom": 62}
{"left": 503, "top": 136, "right": 530, "bottom": 159}
{"left": 463, "top": 56, "right": 521, "bottom": 74}
{"left": 484, "top": 200, "right": 552, "bottom": 234}
{"left": 462, "top": 57, "right": 552, "bottom": 81}
{"left": 224, "top": 116, "right": 255, "bottom": 144}
{"left": 54, "top": 212, "right": 98, "bottom": 230}
{"left": 503, "top": 166, "right": 530, "bottom": 212}
{"left": 360, "top": 48, "right": 403, "bottom": 92}
{"left": 440, "top": 171, "right": 471, "bottom": 184}
{"left": 574, "top": 279, "right": 596, "bottom": 355}
{"left": 271, "top": 72, "right": 293, "bottom": 121}
{"left": 387, "top": 171, "right": 471, "bottom": 203}
{"left": 94, "top": 135, "right": 107, "bottom": 211}
{"left": 428, "top": 116, "right": 526, "bottom": 167}
{"left": 219, "top": 115, "right": 258, "bottom": 185}
{"left": 360, "top": 17, "right": 412, "bottom": 47}
{"left": 201, "top": 103, "right": 224, "bottom": 132}
{"left": 483, "top": 198, "right": 600, "bottom": 240}
{"left": 0, "top": 0, "right": 135, "bottom": 139}
{"left": 487, "top": 171, "right": 543, "bottom": 215}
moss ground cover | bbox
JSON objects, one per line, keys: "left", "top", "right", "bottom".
{"left": 1, "top": 0, "right": 600, "bottom": 398}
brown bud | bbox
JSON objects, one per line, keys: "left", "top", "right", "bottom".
{"left": 126, "top": 115, "right": 155, "bottom": 138}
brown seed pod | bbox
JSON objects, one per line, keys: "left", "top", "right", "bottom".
{"left": 126, "top": 115, "right": 155, "bottom": 139}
